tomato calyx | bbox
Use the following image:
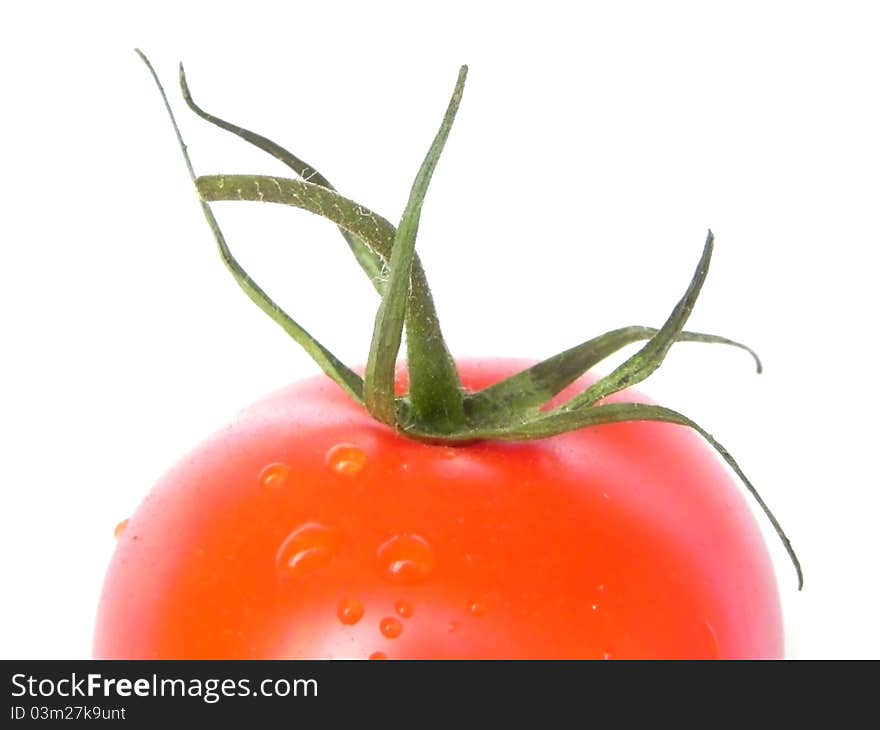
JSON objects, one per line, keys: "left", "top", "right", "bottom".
{"left": 135, "top": 50, "right": 802, "bottom": 590}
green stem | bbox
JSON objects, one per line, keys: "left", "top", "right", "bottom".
{"left": 180, "top": 67, "right": 463, "bottom": 431}
{"left": 197, "top": 174, "right": 464, "bottom": 429}
{"left": 363, "top": 66, "right": 469, "bottom": 427}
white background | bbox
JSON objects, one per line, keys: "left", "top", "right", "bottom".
{"left": 2, "top": 1, "right": 877, "bottom": 658}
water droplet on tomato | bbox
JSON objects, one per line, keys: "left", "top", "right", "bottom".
{"left": 369, "top": 651, "right": 387, "bottom": 660}
{"left": 395, "top": 599, "right": 414, "bottom": 618}
{"left": 325, "top": 443, "right": 367, "bottom": 475}
{"left": 468, "top": 599, "right": 487, "bottom": 617}
{"left": 602, "top": 650, "right": 614, "bottom": 660}
{"left": 377, "top": 534, "right": 435, "bottom": 584}
{"left": 591, "top": 604, "right": 599, "bottom": 613}
{"left": 379, "top": 617, "right": 402, "bottom": 639}
{"left": 259, "top": 462, "right": 290, "bottom": 489}
{"left": 113, "top": 519, "right": 129, "bottom": 539}
{"left": 337, "top": 598, "right": 364, "bottom": 625}
{"left": 276, "top": 523, "right": 337, "bottom": 577}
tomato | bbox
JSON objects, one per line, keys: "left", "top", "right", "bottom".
{"left": 107, "top": 53, "right": 796, "bottom": 660}
{"left": 93, "top": 359, "right": 783, "bottom": 659}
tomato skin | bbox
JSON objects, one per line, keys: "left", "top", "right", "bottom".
{"left": 93, "top": 359, "right": 783, "bottom": 659}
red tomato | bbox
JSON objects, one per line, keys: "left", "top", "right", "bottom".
{"left": 93, "top": 359, "right": 782, "bottom": 659}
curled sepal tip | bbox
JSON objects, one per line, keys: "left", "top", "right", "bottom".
{"left": 561, "top": 230, "right": 715, "bottom": 413}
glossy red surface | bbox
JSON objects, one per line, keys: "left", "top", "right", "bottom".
{"left": 94, "top": 360, "right": 782, "bottom": 658}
